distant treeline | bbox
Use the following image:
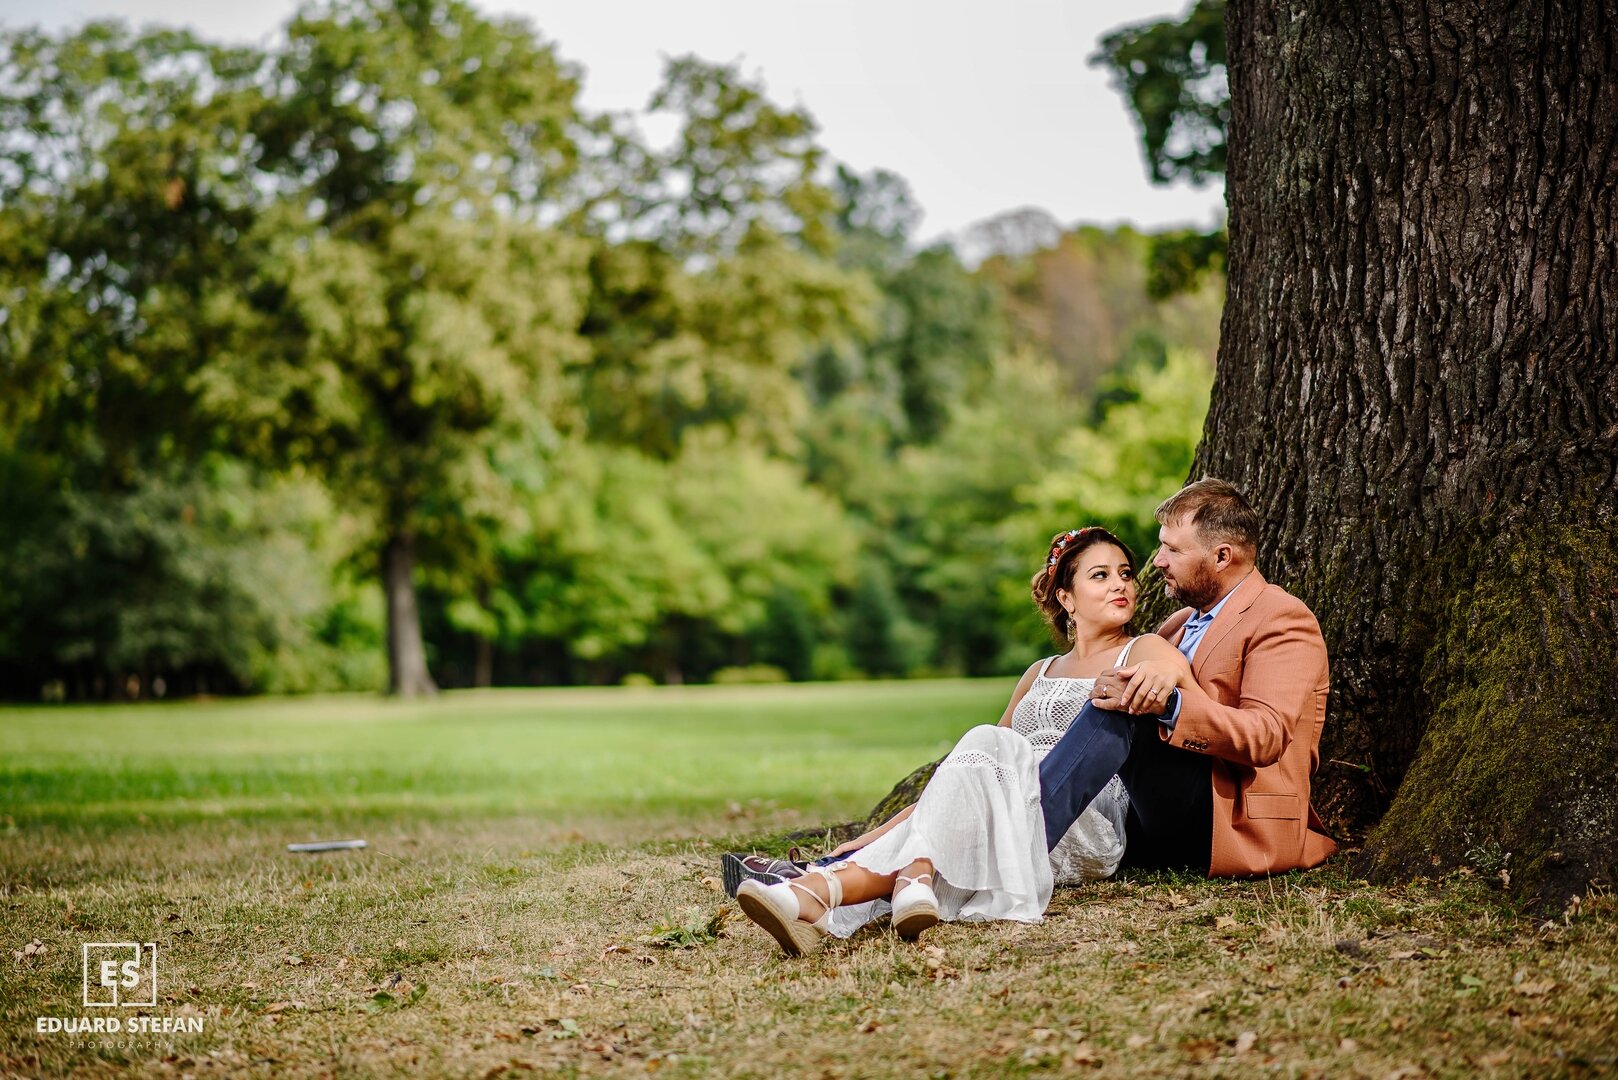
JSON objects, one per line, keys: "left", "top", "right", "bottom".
{"left": 0, "top": 1, "right": 1221, "bottom": 700}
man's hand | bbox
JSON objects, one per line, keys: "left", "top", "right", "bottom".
{"left": 1090, "top": 670, "right": 1128, "bottom": 711}
{"left": 1113, "top": 660, "right": 1182, "bottom": 715}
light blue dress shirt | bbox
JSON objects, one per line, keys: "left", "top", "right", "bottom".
{"left": 1161, "top": 575, "right": 1249, "bottom": 730}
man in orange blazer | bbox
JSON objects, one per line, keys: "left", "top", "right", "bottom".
{"left": 1038, "top": 478, "right": 1336, "bottom": 877}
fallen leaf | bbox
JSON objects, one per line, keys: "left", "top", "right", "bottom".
{"left": 1070, "top": 1041, "right": 1102, "bottom": 1066}
{"left": 284, "top": 955, "right": 304, "bottom": 966}
{"left": 1125, "top": 1034, "right": 1150, "bottom": 1049}
{"left": 1339, "top": 1037, "right": 1359, "bottom": 1053}
{"left": 1179, "top": 1038, "right": 1221, "bottom": 1062}
{"left": 857, "top": 1018, "right": 881, "bottom": 1034}
{"left": 1215, "top": 916, "right": 1240, "bottom": 931}
{"left": 1233, "top": 1031, "right": 1257, "bottom": 1054}
{"left": 1514, "top": 979, "right": 1555, "bottom": 997}
{"left": 700, "top": 876, "right": 722, "bottom": 893}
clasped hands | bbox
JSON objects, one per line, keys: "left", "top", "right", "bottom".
{"left": 1089, "top": 659, "right": 1182, "bottom": 715}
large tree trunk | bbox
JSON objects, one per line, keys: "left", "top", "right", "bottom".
{"left": 1207, "top": 0, "right": 1618, "bottom": 903}
{"left": 384, "top": 532, "right": 438, "bottom": 698}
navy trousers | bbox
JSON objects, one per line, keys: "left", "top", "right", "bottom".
{"left": 1037, "top": 701, "right": 1214, "bottom": 872}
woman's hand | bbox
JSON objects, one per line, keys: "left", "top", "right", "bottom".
{"left": 1111, "top": 658, "right": 1186, "bottom": 715}
{"left": 828, "top": 838, "right": 864, "bottom": 858}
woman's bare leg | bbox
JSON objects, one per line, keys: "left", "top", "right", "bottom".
{"left": 788, "top": 857, "right": 937, "bottom": 920}
{"left": 788, "top": 863, "right": 898, "bottom": 918}
{"left": 894, "top": 857, "right": 934, "bottom": 894}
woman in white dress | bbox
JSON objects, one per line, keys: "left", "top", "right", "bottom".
{"left": 737, "top": 527, "right": 1194, "bottom": 956}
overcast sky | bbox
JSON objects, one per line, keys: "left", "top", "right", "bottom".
{"left": 0, "top": 0, "right": 1225, "bottom": 244}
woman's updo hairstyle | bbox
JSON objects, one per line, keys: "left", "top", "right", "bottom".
{"left": 1030, "top": 526, "right": 1136, "bottom": 643}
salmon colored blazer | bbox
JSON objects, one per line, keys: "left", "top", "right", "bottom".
{"left": 1156, "top": 570, "right": 1337, "bottom": 877}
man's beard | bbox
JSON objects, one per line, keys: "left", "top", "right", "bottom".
{"left": 1166, "top": 562, "right": 1222, "bottom": 610}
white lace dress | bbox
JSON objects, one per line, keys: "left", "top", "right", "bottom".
{"left": 825, "top": 641, "right": 1135, "bottom": 936}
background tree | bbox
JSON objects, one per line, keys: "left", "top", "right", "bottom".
{"left": 1203, "top": 0, "right": 1617, "bottom": 903}
{"left": 574, "top": 56, "right": 871, "bottom": 461}
{"left": 0, "top": 24, "right": 361, "bottom": 699}
{"left": 977, "top": 226, "right": 1222, "bottom": 397}
{"left": 1093, "top": 0, "right": 1229, "bottom": 298}
{"left": 196, "top": 0, "right": 589, "bottom": 696}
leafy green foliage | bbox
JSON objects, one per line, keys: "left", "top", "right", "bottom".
{"left": 1092, "top": 1, "right": 1229, "bottom": 299}
{"left": 1145, "top": 228, "right": 1229, "bottom": 300}
{"left": 0, "top": 455, "right": 381, "bottom": 696}
{"left": 1093, "top": 0, "right": 1228, "bottom": 187}
{"left": 635, "top": 906, "right": 733, "bottom": 949}
{"left": 0, "top": 6, "right": 1221, "bottom": 699}
{"left": 0, "top": 22, "right": 263, "bottom": 471}
{"left": 1013, "top": 348, "right": 1215, "bottom": 565}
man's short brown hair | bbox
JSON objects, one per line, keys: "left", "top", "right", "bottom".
{"left": 1155, "top": 478, "right": 1261, "bottom": 553}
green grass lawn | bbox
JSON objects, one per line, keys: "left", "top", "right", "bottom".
{"left": 0, "top": 680, "right": 1009, "bottom": 832}
{"left": 3, "top": 683, "right": 1616, "bottom": 1079}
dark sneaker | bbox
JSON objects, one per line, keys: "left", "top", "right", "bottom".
{"left": 720, "top": 852, "right": 806, "bottom": 898}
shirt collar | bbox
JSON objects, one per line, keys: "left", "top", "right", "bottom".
{"left": 1195, "top": 571, "right": 1252, "bottom": 622}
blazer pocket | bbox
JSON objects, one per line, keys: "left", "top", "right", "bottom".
{"left": 1246, "top": 792, "right": 1300, "bottom": 820}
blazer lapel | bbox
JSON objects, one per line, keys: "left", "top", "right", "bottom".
{"left": 1191, "top": 570, "right": 1266, "bottom": 682}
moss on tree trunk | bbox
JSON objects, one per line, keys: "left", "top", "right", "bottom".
{"left": 1359, "top": 520, "right": 1618, "bottom": 904}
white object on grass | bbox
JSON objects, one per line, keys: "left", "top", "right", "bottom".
{"left": 286, "top": 839, "right": 368, "bottom": 853}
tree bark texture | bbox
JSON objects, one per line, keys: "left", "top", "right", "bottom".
{"left": 384, "top": 532, "right": 439, "bottom": 698}
{"left": 1209, "top": 0, "right": 1618, "bottom": 903}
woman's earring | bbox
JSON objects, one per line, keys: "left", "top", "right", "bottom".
{"left": 1066, "top": 619, "right": 1077, "bottom": 642}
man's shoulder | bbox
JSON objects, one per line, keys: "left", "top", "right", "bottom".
{"left": 1252, "top": 581, "right": 1323, "bottom": 632}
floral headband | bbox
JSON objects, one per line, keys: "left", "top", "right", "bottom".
{"left": 1046, "top": 527, "right": 1102, "bottom": 574}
